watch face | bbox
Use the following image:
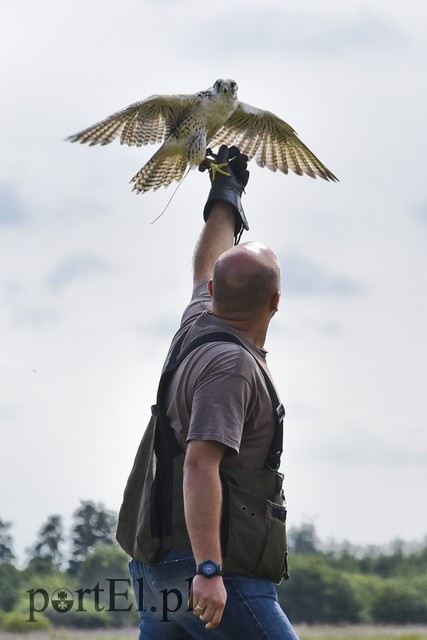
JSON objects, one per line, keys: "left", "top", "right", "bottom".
{"left": 202, "top": 561, "right": 217, "bottom": 576}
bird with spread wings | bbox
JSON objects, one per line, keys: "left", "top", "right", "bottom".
{"left": 67, "top": 78, "right": 338, "bottom": 193}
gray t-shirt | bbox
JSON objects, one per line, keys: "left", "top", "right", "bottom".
{"left": 164, "top": 281, "right": 280, "bottom": 469}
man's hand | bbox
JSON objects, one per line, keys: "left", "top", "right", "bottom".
{"left": 188, "top": 575, "right": 227, "bottom": 630}
{"left": 201, "top": 145, "right": 250, "bottom": 244}
{"left": 225, "top": 145, "right": 250, "bottom": 189}
{"left": 201, "top": 146, "right": 249, "bottom": 189}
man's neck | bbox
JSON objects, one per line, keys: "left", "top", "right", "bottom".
{"left": 211, "top": 313, "right": 268, "bottom": 349}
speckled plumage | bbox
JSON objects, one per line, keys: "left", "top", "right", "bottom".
{"left": 67, "top": 79, "right": 338, "bottom": 193}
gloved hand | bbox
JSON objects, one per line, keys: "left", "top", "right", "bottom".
{"left": 200, "top": 145, "right": 250, "bottom": 244}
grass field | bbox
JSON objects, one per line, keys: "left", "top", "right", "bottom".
{"left": 296, "top": 625, "right": 427, "bottom": 639}
{"left": 1, "top": 627, "right": 427, "bottom": 640}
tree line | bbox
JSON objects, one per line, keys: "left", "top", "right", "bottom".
{"left": 0, "top": 504, "right": 426, "bottom": 630}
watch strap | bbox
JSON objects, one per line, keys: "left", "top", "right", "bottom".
{"left": 195, "top": 561, "right": 224, "bottom": 578}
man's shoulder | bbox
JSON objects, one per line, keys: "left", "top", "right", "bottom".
{"left": 179, "top": 280, "right": 211, "bottom": 328}
{"left": 180, "top": 318, "right": 265, "bottom": 381}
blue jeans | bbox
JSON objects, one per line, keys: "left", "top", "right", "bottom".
{"left": 129, "top": 551, "right": 299, "bottom": 639}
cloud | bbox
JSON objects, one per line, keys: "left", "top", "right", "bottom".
{"left": 413, "top": 201, "right": 427, "bottom": 225}
{"left": 46, "top": 253, "right": 111, "bottom": 293}
{"left": 140, "top": 316, "right": 182, "bottom": 338}
{"left": 0, "top": 183, "right": 29, "bottom": 226}
{"left": 1, "top": 281, "right": 59, "bottom": 328}
{"left": 194, "top": 7, "right": 405, "bottom": 57}
{"left": 311, "top": 425, "right": 427, "bottom": 466}
{"left": 281, "top": 253, "right": 363, "bottom": 296}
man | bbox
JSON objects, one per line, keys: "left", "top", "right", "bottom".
{"left": 128, "top": 146, "right": 299, "bottom": 639}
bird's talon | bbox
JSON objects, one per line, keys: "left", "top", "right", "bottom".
{"left": 210, "top": 161, "right": 231, "bottom": 181}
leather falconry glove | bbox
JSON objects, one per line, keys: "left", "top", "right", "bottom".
{"left": 200, "top": 145, "right": 250, "bottom": 244}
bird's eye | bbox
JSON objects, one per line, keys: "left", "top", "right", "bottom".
{"left": 214, "top": 80, "right": 222, "bottom": 92}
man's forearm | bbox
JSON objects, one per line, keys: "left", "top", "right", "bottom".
{"left": 184, "top": 441, "right": 228, "bottom": 629}
{"left": 183, "top": 440, "right": 225, "bottom": 563}
{"left": 193, "top": 203, "right": 235, "bottom": 286}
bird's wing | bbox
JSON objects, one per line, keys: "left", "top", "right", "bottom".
{"left": 67, "top": 94, "right": 198, "bottom": 147}
{"left": 210, "top": 102, "right": 338, "bottom": 181}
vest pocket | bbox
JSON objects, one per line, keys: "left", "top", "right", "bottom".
{"left": 255, "top": 499, "right": 289, "bottom": 582}
{"left": 220, "top": 470, "right": 289, "bottom": 584}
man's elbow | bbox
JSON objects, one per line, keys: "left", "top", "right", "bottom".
{"left": 184, "top": 439, "right": 226, "bottom": 478}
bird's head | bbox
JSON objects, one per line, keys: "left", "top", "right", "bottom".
{"left": 213, "top": 79, "right": 238, "bottom": 95}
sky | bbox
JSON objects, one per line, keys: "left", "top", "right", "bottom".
{"left": 1, "top": 0, "right": 426, "bottom": 565}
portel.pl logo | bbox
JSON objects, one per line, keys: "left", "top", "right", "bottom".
{"left": 27, "top": 580, "right": 132, "bottom": 622}
{"left": 27, "top": 578, "right": 192, "bottom": 623}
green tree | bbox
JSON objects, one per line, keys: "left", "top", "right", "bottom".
{"left": 288, "top": 522, "right": 319, "bottom": 554}
{"left": 279, "top": 554, "right": 362, "bottom": 624}
{"left": 0, "top": 519, "right": 15, "bottom": 563}
{"left": 69, "top": 501, "right": 117, "bottom": 574}
{"left": 28, "top": 515, "right": 64, "bottom": 569}
{"left": 76, "top": 544, "right": 136, "bottom": 627}
{"left": 77, "top": 543, "right": 129, "bottom": 585}
{"left": 0, "top": 562, "right": 21, "bottom": 611}
{"left": 370, "top": 576, "right": 427, "bottom": 624}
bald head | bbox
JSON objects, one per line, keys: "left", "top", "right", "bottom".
{"left": 210, "top": 242, "right": 281, "bottom": 319}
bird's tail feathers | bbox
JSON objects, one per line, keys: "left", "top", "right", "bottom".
{"left": 130, "top": 150, "right": 188, "bottom": 193}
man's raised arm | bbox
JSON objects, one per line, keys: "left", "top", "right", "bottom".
{"left": 193, "top": 145, "right": 250, "bottom": 286}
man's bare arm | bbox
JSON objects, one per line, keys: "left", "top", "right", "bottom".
{"left": 193, "top": 202, "right": 235, "bottom": 287}
{"left": 184, "top": 439, "right": 227, "bottom": 629}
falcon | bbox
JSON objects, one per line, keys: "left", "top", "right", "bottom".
{"left": 67, "top": 78, "right": 338, "bottom": 193}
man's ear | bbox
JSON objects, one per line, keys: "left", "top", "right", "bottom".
{"left": 272, "top": 291, "right": 281, "bottom": 312}
{"left": 207, "top": 279, "right": 213, "bottom": 298}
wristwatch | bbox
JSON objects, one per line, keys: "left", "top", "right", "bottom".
{"left": 195, "top": 560, "right": 224, "bottom": 578}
